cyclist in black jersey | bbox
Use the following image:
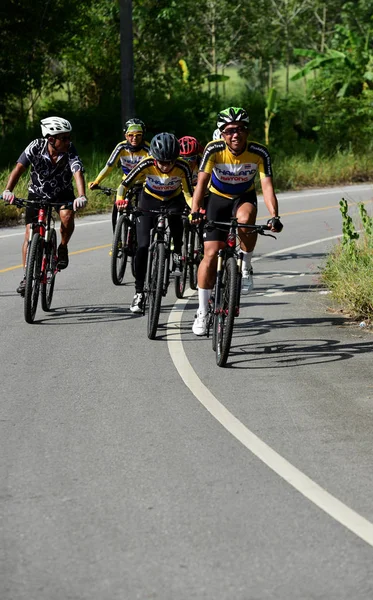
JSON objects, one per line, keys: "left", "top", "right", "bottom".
{"left": 191, "top": 106, "right": 283, "bottom": 336}
{"left": 2, "top": 116, "right": 87, "bottom": 294}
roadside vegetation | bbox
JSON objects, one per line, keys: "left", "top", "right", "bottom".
{"left": 321, "top": 199, "right": 373, "bottom": 322}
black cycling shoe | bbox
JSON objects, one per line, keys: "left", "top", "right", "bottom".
{"left": 57, "top": 244, "right": 69, "bottom": 270}
{"left": 16, "top": 279, "right": 26, "bottom": 296}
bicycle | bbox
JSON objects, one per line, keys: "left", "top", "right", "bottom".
{"left": 3, "top": 196, "right": 73, "bottom": 324}
{"left": 204, "top": 218, "right": 276, "bottom": 367}
{"left": 174, "top": 216, "right": 204, "bottom": 299}
{"left": 142, "top": 205, "right": 184, "bottom": 339}
{"left": 94, "top": 185, "right": 139, "bottom": 286}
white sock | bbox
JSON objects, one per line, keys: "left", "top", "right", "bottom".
{"left": 198, "top": 288, "right": 212, "bottom": 315}
{"left": 241, "top": 251, "right": 253, "bottom": 272}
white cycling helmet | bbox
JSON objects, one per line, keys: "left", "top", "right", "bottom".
{"left": 212, "top": 128, "right": 222, "bottom": 141}
{"left": 40, "top": 116, "right": 72, "bottom": 138}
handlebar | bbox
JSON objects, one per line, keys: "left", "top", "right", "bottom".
{"left": 91, "top": 185, "right": 117, "bottom": 196}
{"left": 204, "top": 219, "right": 276, "bottom": 237}
{"left": 1, "top": 196, "right": 73, "bottom": 210}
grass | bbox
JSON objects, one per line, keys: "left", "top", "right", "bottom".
{"left": 2, "top": 148, "right": 373, "bottom": 226}
{"left": 321, "top": 204, "right": 373, "bottom": 322}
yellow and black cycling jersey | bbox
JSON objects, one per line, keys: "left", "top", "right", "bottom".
{"left": 117, "top": 156, "right": 194, "bottom": 204}
{"left": 94, "top": 139, "right": 150, "bottom": 185}
{"left": 199, "top": 139, "right": 273, "bottom": 199}
{"left": 190, "top": 154, "right": 203, "bottom": 187}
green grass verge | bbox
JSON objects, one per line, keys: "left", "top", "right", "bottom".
{"left": 321, "top": 243, "right": 373, "bottom": 321}
{"left": 1, "top": 149, "right": 373, "bottom": 226}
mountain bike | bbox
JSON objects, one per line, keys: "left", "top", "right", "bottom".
{"left": 205, "top": 218, "right": 276, "bottom": 367}
{"left": 94, "top": 185, "right": 139, "bottom": 285}
{"left": 5, "top": 197, "right": 73, "bottom": 324}
{"left": 174, "top": 217, "right": 204, "bottom": 299}
{"left": 143, "top": 205, "right": 184, "bottom": 339}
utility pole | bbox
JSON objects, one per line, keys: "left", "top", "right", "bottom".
{"left": 119, "top": 0, "right": 135, "bottom": 127}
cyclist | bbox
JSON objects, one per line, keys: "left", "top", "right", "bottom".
{"left": 178, "top": 136, "right": 204, "bottom": 188}
{"left": 191, "top": 106, "right": 283, "bottom": 335}
{"left": 89, "top": 118, "right": 149, "bottom": 232}
{"left": 2, "top": 116, "right": 87, "bottom": 295}
{"left": 116, "top": 132, "right": 194, "bottom": 313}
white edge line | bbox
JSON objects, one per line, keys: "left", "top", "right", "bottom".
{"left": 166, "top": 239, "right": 373, "bottom": 548}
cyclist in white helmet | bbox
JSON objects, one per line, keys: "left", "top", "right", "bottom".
{"left": 2, "top": 116, "right": 87, "bottom": 295}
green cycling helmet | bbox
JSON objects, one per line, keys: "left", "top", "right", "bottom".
{"left": 217, "top": 107, "right": 249, "bottom": 131}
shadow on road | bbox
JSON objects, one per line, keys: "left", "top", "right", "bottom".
{"left": 34, "top": 303, "right": 132, "bottom": 324}
{"left": 227, "top": 333, "right": 373, "bottom": 369}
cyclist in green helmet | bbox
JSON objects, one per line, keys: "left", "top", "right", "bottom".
{"left": 191, "top": 106, "right": 283, "bottom": 336}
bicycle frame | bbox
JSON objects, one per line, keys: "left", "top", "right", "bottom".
{"left": 205, "top": 218, "right": 274, "bottom": 366}
{"left": 146, "top": 210, "right": 172, "bottom": 297}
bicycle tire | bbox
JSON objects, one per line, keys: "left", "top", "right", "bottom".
{"left": 147, "top": 242, "right": 165, "bottom": 340}
{"left": 111, "top": 214, "right": 129, "bottom": 285}
{"left": 24, "top": 233, "right": 43, "bottom": 324}
{"left": 174, "top": 225, "right": 188, "bottom": 299}
{"left": 129, "top": 221, "right": 137, "bottom": 279}
{"left": 188, "top": 228, "right": 200, "bottom": 290}
{"left": 41, "top": 229, "right": 57, "bottom": 312}
{"left": 215, "top": 256, "right": 238, "bottom": 367}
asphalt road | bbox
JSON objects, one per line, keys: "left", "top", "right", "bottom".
{"left": 1, "top": 184, "right": 373, "bottom": 600}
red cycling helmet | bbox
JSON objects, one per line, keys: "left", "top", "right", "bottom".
{"left": 179, "top": 136, "right": 200, "bottom": 157}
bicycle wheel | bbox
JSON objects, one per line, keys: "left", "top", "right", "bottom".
{"left": 174, "top": 225, "right": 188, "bottom": 299}
{"left": 147, "top": 242, "right": 165, "bottom": 340}
{"left": 111, "top": 214, "right": 129, "bottom": 285}
{"left": 41, "top": 229, "right": 57, "bottom": 312}
{"left": 129, "top": 220, "right": 137, "bottom": 279}
{"left": 215, "top": 256, "right": 238, "bottom": 367}
{"left": 188, "top": 228, "right": 201, "bottom": 291}
{"left": 24, "top": 233, "right": 43, "bottom": 324}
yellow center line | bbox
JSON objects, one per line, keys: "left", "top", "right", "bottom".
{"left": 0, "top": 244, "right": 111, "bottom": 273}
{"left": 1, "top": 198, "right": 372, "bottom": 273}
{"left": 257, "top": 198, "right": 373, "bottom": 221}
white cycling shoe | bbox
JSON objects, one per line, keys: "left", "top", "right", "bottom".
{"left": 192, "top": 309, "right": 208, "bottom": 336}
{"left": 241, "top": 268, "right": 254, "bottom": 295}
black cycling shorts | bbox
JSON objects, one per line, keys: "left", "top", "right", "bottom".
{"left": 204, "top": 190, "right": 257, "bottom": 242}
{"left": 25, "top": 189, "right": 75, "bottom": 225}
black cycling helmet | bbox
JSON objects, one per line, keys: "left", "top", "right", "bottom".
{"left": 150, "top": 133, "right": 180, "bottom": 162}
{"left": 123, "top": 118, "right": 146, "bottom": 135}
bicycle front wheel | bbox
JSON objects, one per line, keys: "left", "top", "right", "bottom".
{"left": 189, "top": 228, "right": 201, "bottom": 290}
{"left": 24, "top": 233, "right": 43, "bottom": 323}
{"left": 215, "top": 256, "right": 238, "bottom": 367}
{"left": 147, "top": 242, "right": 165, "bottom": 340}
{"left": 41, "top": 229, "right": 57, "bottom": 312}
{"left": 111, "top": 214, "right": 129, "bottom": 285}
{"left": 174, "top": 225, "right": 188, "bottom": 299}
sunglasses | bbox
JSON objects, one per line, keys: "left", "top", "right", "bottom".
{"left": 156, "top": 160, "right": 175, "bottom": 166}
{"left": 222, "top": 126, "right": 247, "bottom": 136}
{"left": 182, "top": 155, "right": 198, "bottom": 162}
{"left": 127, "top": 133, "right": 143, "bottom": 138}
{"left": 55, "top": 134, "right": 71, "bottom": 142}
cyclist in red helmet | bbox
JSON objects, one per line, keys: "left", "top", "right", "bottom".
{"left": 179, "top": 136, "right": 204, "bottom": 189}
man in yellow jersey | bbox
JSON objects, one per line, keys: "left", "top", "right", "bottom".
{"left": 191, "top": 106, "right": 283, "bottom": 336}
{"left": 116, "top": 132, "right": 194, "bottom": 313}
{"left": 89, "top": 118, "right": 149, "bottom": 232}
